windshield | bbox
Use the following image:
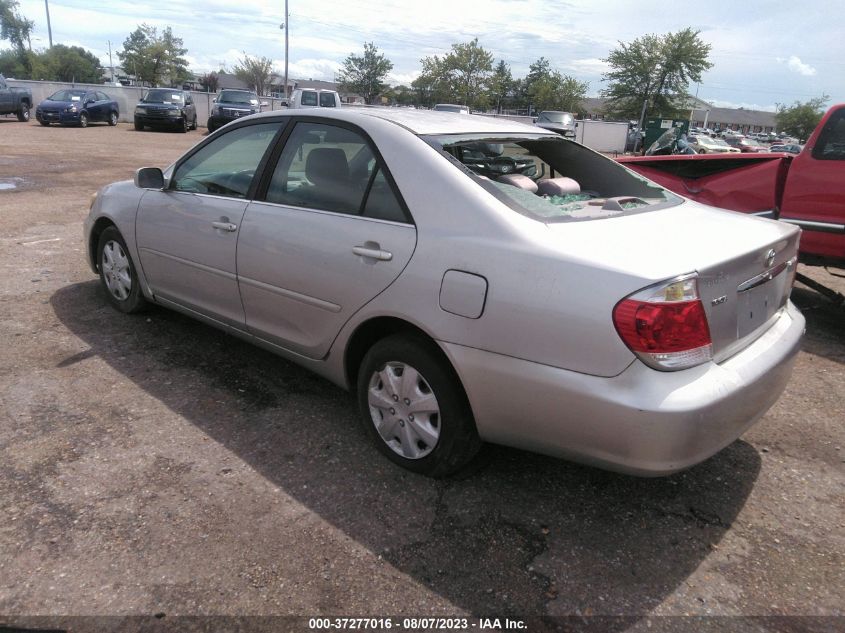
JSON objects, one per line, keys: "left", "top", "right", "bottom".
{"left": 48, "top": 90, "right": 86, "bottom": 102}
{"left": 425, "top": 133, "right": 682, "bottom": 223}
{"left": 142, "top": 89, "right": 184, "bottom": 104}
{"left": 538, "top": 112, "right": 573, "bottom": 125}
{"left": 220, "top": 90, "right": 258, "bottom": 105}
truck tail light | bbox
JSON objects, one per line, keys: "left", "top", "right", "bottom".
{"left": 613, "top": 275, "right": 712, "bottom": 371}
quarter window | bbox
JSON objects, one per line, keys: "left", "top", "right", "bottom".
{"left": 171, "top": 122, "right": 281, "bottom": 198}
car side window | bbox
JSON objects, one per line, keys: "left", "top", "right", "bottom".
{"left": 301, "top": 91, "right": 318, "bottom": 106}
{"left": 812, "top": 110, "right": 845, "bottom": 160}
{"left": 265, "top": 122, "right": 374, "bottom": 215}
{"left": 171, "top": 122, "right": 281, "bottom": 198}
{"left": 319, "top": 92, "right": 336, "bottom": 107}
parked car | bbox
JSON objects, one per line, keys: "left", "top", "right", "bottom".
{"left": 432, "top": 103, "right": 469, "bottom": 114}
{"left": 289, "top": 88, "right": 340, "bottom": 109}
{"left": 534, "top": 110, "right": 576, "bottom": 137}
{"left": 688, "top": 135, "right": 741, "bottom": 154}
{"left": 134, "top": 88, "right": 197, "bottom": 132}
{"left": 769, "top": 143, "right": 802, "bottom": 154}
{"left": 0, "top": 73, "right": 32, "bottom": 121}
{"left": 724, "top": 136, "right": 766, "bottom": 153}
{"left": 35, "top": 89, "right": 119, "bottom": 127}
{"left": 207, "top": 89, "right": 263, "bottom": 132}
{"left": 84, "top": 108, "right": 803, "bottom": 477}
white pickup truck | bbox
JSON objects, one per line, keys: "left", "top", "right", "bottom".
{"left": 288, "top": 88, "right": 341, "bottom": 109}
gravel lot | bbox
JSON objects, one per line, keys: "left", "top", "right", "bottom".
{"left": 0, "top": 118, "right": 843, "bottom": 632}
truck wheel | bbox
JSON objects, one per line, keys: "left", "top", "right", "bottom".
{"left": 17, "top": 104, "right": 30, "bottom": 122}
{"left": 180, "top": 117, "right": 188, "bottom": 133}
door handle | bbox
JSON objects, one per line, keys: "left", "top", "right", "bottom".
{"left": 212, "top": 221, "right": 238, "bottom": 232}
{"left": 352, "top": 245, "right": 393, "bottom": 261}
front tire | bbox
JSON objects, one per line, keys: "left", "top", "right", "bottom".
{"left": 39, "top": 120, "right": 49, "bottom": 126}
{"left": 207, "top": 119, "right": 216, "bottom": 133}
{"left": 17, "top": 104, "right": 30, "bottom": 122}
{"left": 97, "top": 227, "right": 147, "bottom": 314}
{"left": 134, "top": 119, "right": 144, "bottom": 131}
{"left": 179, "top": 116, "right": 188, "bottom": 133}
{"left": 190, "top": 115, "right": 198, "bottom": 130}
{"left": 357, "top": 335, "right": 481, "bottom": 477}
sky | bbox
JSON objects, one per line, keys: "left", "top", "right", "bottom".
{"left": 10, "top": 0, "right": 845, "bottom": 112}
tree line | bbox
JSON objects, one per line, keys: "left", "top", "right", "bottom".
{"left": 1, "top": 0, "right": 830, "bottom": 129}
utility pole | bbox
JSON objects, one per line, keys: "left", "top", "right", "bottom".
{"left": 282, "top": 0, "right": 289, "bottom": 101}
{"left": 44, "top": 0, "right": 53, "bottom": 47}
{"left": 108, "top": 40, "right": 114, "bottom": 83}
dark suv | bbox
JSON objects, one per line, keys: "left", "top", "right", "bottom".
{"left": 207, "top": 89, "right": 262, "bottom": 132}
{"left": 134, "top": 88, "right": 197, "bottom": 132}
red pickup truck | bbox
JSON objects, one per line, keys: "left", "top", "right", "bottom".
{"left": 619, "top": 104, "right": 845, "bottom": 300}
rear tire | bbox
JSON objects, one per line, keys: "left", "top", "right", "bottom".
{"left": 97, "top": 227, "right": 147, "bottom": 314}
{"left": 79, "top": 112, "right": 88, "bottom": 128}
{"left": 17, "top": 103, "right": 30, "bottom": 122}
{"left": 357, "top": 335, "right": 481, "bottom": 477}
{"left": 190, "top": 115, "right": 198, "bottom": 130}
{"left": 108, "top": 111, "right": 118, "bottom": 126}
{"left": 179, "top": 117, "right": 188, "bottom": 133}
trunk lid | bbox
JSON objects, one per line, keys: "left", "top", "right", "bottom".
{"left": 544, "top": 201, "right": 800, "bottom": 361}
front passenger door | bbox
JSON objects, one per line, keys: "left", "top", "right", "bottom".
{"left": 135, "top": 121, "right": 283, "bottom": 326}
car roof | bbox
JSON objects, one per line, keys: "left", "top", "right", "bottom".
{"left": 252, "top": 107, "right": 550, "bottom": 136}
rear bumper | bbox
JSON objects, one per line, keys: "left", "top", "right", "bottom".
{"left": 442, "top": 302, "right": 804, "bottom": 476}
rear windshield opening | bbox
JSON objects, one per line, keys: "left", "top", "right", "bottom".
{"left": 424, "top": 134, "right": 682, "bottom": 222}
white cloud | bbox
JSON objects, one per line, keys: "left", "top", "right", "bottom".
{"left": 278, "top": 58, "right": 342, "bottom": 82}
{"left": 785, "top": 56, "right": 817, "bottom": 76}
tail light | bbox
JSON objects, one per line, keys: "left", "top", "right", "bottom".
{"left": 613, "top": 275, "right": 712, "bottom": 371}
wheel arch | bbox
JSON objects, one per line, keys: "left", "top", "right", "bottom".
{"left": 343, "top": 316, "right": 462, "bottom": 394}
{"left": 88, "top": 216, "right": 117, "bottom": 271}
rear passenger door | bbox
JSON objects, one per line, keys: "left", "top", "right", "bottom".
{"left": 237, "top": 119, "right": 416, "bottom": 358}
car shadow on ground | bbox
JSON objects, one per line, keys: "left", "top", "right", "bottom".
{"left": 51, "top": 281, "right": 761, "bottom": 624}
{"left": 790, "top": 286, "right": 845, "bottom": 365}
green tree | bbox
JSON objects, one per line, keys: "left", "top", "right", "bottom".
{"left": 412, "top": 54, "right": 451, "bottom": 107}
{"left": 233, "top": 53, "right": 273, "bottom": 95}
{"left": 117, "top": 24, "right": 188, "bottom": 87}
{"left": 31, "top": 44, "right": 102, "bottom": 83}
{"left": 529, "top": 71, "right": 588, "bottom": 112}
{"left": 447, "top": 38, "right": 493, "bottom": 107}
{"left": 0, "top": 0, "right": 34, "bottom": 75}
{"left": 601, "top": 28, "right": 712, "bottom": 120}
{"left": 414, "top": 38, "right": 493, "bottom": 109}
{"left": 776, "top": 96, "right": 829, "bottom": 141}
{"left": 488, "top": 60, "right": 513, "bottom": 113}
{"left": 336, "top": 42, "right": 393, "bottom": 105}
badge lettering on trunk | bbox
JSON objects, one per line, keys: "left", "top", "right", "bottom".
{"left": 711, "top": 295, "right": 727, "bottom": 306}
{"left": 765, "top": 248, "right": 776, "bottom": 267}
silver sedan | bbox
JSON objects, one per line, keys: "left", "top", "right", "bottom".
{"left": 83, "top": 108, "right": 804, "bottom": 477}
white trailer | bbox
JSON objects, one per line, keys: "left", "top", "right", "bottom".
{"left": 574, "top": 119, "right": 628, "bottom": 153}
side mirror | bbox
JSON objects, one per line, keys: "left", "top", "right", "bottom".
{"left": 212, "top": 98, "right": 217, "bottom": 103}
{"left": 134, "top": 167, "right": 164, "bottom": 189}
